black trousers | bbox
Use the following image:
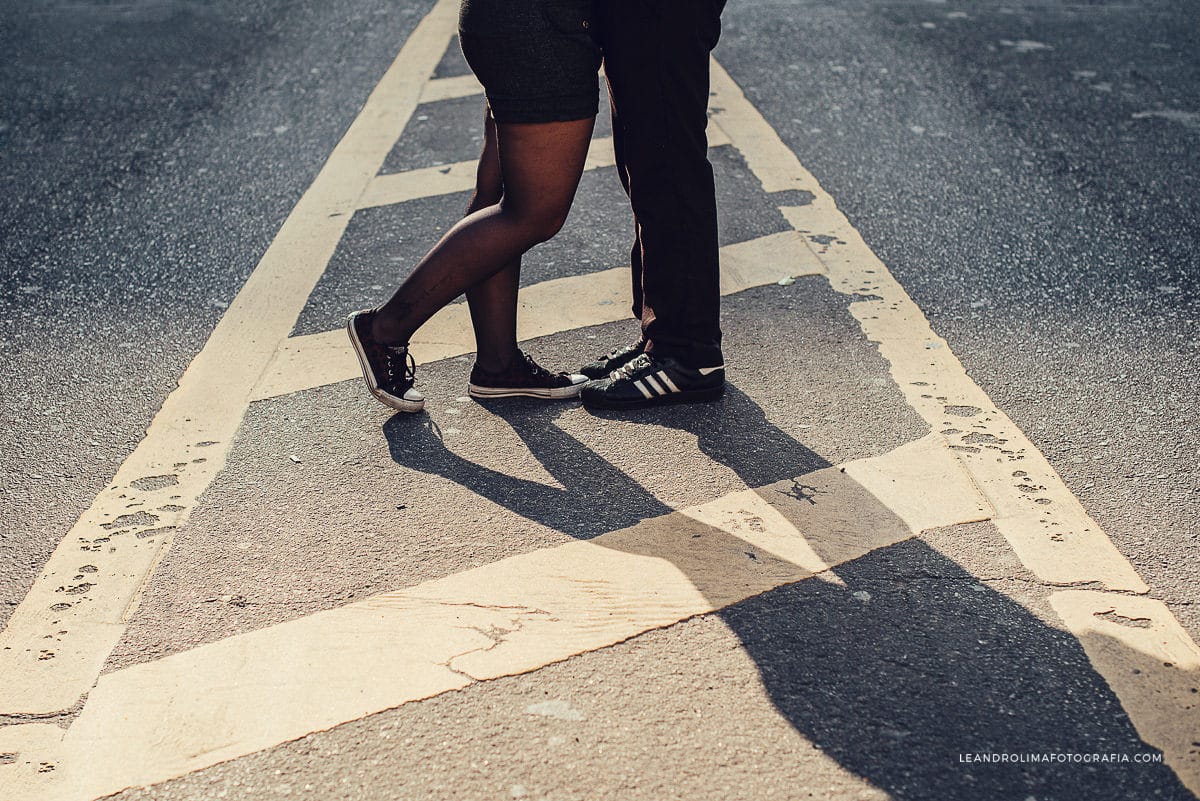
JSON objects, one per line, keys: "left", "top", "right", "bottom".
{"left": 595, "top": 0, "right": 727, "bottom": 368}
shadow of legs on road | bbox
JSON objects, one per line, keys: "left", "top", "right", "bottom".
{"left": 580, "top": 385, "right": 827, "bottom": 490}
{"left": 716, "top": 539, "right": 1192, "bottom": 800}
{"left": 715, "top": 537, "right": 1195, "bottom": 796}
{"left": 382, "top": 404, "right": 672, "bottom": 539}
{"left": 382, "top": 388, "right": 1191, "bottom": 799}
{"left": 382, "top": 385, "right": 828, "bottom": 541}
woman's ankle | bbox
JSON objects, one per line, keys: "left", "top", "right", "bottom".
{"left": 369, "top": 310, "right": 410, "bottom": 348}
{"left": 474, "top": 346, "right": 521, "bottom": 374}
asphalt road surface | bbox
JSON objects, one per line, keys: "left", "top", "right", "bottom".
{"left": 1, "top": 0, "right": 1197, "bottom": 799}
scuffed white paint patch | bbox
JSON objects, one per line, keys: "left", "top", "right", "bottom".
{"left": 1000, "top": 39, "right": 1053, "bottom": 53}
{"left": 1132, "top": 110, "right": 1200, "bottom": 130}
{"left": 525, "top": 700, "right": 585, "bottom": 721}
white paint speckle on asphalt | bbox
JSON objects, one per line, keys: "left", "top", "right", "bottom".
{"left": 1133, "top": 110, "right": 1200, "bottom": 130}
{"left": 524, "top": 700, "right": 585, "bottom": 721}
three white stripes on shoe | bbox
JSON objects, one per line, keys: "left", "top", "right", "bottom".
{"left": 633, "top": 368, "right": 719, "bottom": 399}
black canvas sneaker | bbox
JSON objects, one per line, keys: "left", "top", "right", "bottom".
{"left": 347, "top": 310, "right": 426, "bottom": 413}
{"left": 580, "top": 352, "right": 725, "bottom": 410}
{"left": 468, "top": 350, "right": 587, "bottom": 399}
{"left": 578, "top": 339, "right": 645, "bottom": 380}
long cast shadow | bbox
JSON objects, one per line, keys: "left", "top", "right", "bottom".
{"left": 386, "top": 401, "right": 673, "bottom": 539}
{"left": 382, "top": 389, "right": 1192, "bottom": 800}
{"left": 383, "top": 386, "right": 826, "bottom": 540}
{"left": 723, "top": 541, "right": 1192, "bottom": 800}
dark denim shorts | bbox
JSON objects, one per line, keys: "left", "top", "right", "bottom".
{"left": 458, "top": 0, "right": 601, "bottom": 124}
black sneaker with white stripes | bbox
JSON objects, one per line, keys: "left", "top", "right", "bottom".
{"left": 580, "top": 352, "right": 725, "bottom": 410}
{"left": 578, "top": 339, "right": 645, "bottom": 380}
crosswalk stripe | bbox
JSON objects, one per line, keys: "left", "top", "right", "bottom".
{"left": 417, "top": 66, "right": 609, "bottom": 105}
{"left": 419, "top": 73, "right": 483, "bottom": 104}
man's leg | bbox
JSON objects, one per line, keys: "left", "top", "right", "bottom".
{"left": 574, "top": 93, "right": 648, "bottom": 381}
{"left": 597, "top": 0, "right": 726, "bottom": 369}
{"left": 608, "top": 92, "right": 645, "bottom": 330}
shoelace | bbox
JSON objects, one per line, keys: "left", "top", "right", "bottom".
{"left": 610, "top": 352, "right": 653, "bottom": 381}
{"left": 522, "top": 350, "right": 556, "bottom": 380}
{"left": 383, "top": 344, "right": 417, "bottom": 388}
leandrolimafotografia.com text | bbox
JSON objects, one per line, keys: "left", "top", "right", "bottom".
{"left": 959, "top": 752, "right": 1165, "bottom": 765}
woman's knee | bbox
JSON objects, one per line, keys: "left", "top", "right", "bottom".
{"left": 534, "top": 206, "right": 571, "bottom": 242}
{"left": 503, "top": 199, "right": 571, "bottom": 244}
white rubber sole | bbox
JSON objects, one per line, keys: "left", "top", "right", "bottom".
{"left": 346, "top": 312, "right": 425, "bottom": 413}
{"left": 467, "top": 375, "right": 587, "bottom": 400}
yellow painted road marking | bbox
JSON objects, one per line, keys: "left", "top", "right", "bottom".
{"left": 1, "top": 1, "right": 1196, "bottom": 796}
{"left": 706, "top": 59, "right": 1199, "bottom": 792}
{"left": 17, "top": 436, "right": 989, "bottom": 801}
{"left": 418, "top": 65, "right": 619, "bottom": 106}
{"left": 250, "top": 230, "right": 823, "bottom": 401}
{"left": 356, "top": 124, "right": 732, "bottom": 211}
{"left": 0, "top": 724, "right": 63, "bottom": 794}
{"left": 419, "top": 73, "right": 483, "bottom": 104}
{"left": 709, "top": 59, "right": 1146, "bottom": 591}
{"left": 0, "top": 0, "right": 464, "bottom": 719}
{"left": 1051, "top": 590, "right": 1200, "bottom": 783}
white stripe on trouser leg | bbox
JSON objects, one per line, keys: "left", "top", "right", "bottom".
{"left": 633, "top": 380, "right": 653, "bottom": 399}
{"left": 643, "top": 375, "right": 666, "bottom": 395}
{"left": 657, "top": 371, "right": 680, "bottom": 393}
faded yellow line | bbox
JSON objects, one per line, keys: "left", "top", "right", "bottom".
{"left": 419, "top": 73, "right": 483, "bottom": 104}
{"left": 250, "top": 229, "right": 823, "bottom": 401}
{"left": 708, "top": 57, "right": 1145, "bottom": 592}
{"left": 705, "top": 57, "right": 1199, "bottom": 793}
{"left": 1050, "top": 590, "right": 1200, "bottom": 787}
{"left": 417, "top": 65, "right": 613, "bottom": 105}
{"left": 0, "top": 724, "right": 63, "bottom": 796}
{"left": 17, "top": 436, "right": 989, "bottom": 801}
{"left": 356, "top": 123, "right": 733, "bottom": 211}
{"left": 0, "top": 0, "right": 463, "bottom": 719}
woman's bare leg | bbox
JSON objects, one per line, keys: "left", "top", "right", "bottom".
{"left": 371, "top": 116, "right": 595, "bottom": 348}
